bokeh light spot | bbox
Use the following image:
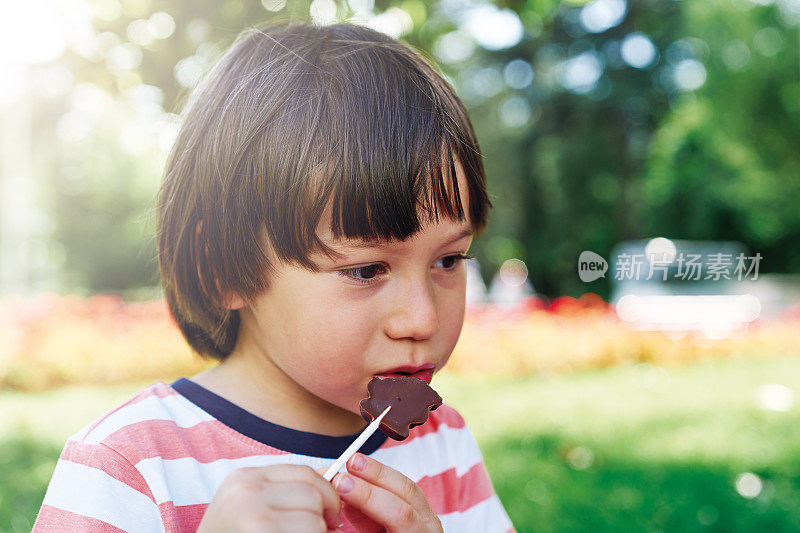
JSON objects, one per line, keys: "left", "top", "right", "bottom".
{"left": 758, "top": 383, "right": 794, "bottom": 412}
{"left": 645, "top": 237, "right": 677, "bottom": 264}
{"left": 673, "top": 59, "right": 706, "bottom": 91}
{"left": 566, "top": 446, "right": 595, "bottom": 470}
{"left": 620, "top": 32, "right": 658, "bottom": 69}
{"left": 499, "top": 259, "right": 529, "bottom": 287}
{"left": 499, "top": 96, "right": 532, "bottom": 128}
{"left": 310, "top": 0, "right": 339, "bottom": 26}
{"left": 734, "top": 472, "right": 763, "bottom": 499}
{"left": 366, "top": 7, "right": 413, "bottom": 38}
{"left": 149, "top": 12, "right": 176, "bottom": 40}
{"left": 463, "top": 5, "right": 524, "bottom": 51}
{"left": 753, "top": 27, "right": 784, "bottom": 56}
{"left": 433, "top": 31, "right": 475, "bottom": 64}
{"left": 722, "top": 40, "right": 751, "bottom": 70}
{"left": 579, "top": 0, "right": 627, "bottom": 34}
{"left": 261, "top": 0, "right": 288, "bottom": 11}
{"left": 558, "top": 51, "right": 604, "bottom": 94}
{"left": 503, "top": 59, "right": 535, "bottom": 89}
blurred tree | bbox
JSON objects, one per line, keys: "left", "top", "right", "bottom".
{"left": 23, "top": 0, "right": 800, "bottom": 296}
{"left": 420, "top": 0, "right": 799, "bottom": 297}
{"left": 642, "top": 0, "right": 800, "bottom": 279}
{"left": 500, "top": 0, "right": 679, "bottom": 297}
{"left": 422, "top": 0, "right": 683, "bottom": 296}
{"left": 39, "top": 0, "right": 303, "bottom": 293}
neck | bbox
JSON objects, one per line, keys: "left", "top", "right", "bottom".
{"left": 191, "top": 336, "right": 368, "bottom": 437}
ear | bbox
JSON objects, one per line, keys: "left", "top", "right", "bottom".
{"left": 195, "top": 219, "right": 246, "bottom": 311}
{"left": 224, "top": 292, "right": 246, "bottom": 311}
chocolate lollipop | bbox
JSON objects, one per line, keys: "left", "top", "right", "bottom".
{"left": 359, "top": 376, "right": 443, "bottom": 440}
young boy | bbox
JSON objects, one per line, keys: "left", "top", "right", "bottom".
{"left": 34, "top": 21, "right": 515, "bottom": 532}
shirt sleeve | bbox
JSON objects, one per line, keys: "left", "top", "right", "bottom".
{"left": 33, "top": 438, "right": 164, "bottom": 532}
{"left": 437, "top": 418, "right": 516, "bottom": 533}
{"left": 446, "top": 459, "right": 516, "bottom": 533}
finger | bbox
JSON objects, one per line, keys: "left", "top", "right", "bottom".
{"left": 332, "top": 471, "right": 419, "bottom": 532}
{"left": 345, "top": 453, "right": 430, "bottom": 511}
{"left": 315, "top": 467, "right": 345, "bottom": 528}
{"left": 252, "top": 465, "right": 341, "bottom": 529}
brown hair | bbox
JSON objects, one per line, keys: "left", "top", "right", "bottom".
{"left": 156, "top": 21, "right": 493, "bottom": 360}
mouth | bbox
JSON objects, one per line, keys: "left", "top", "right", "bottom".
{"left": 375, "top": 365, "right": 435, "bottom": 385}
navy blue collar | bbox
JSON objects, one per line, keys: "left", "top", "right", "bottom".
{"left": 170, "top": 377, "right": 387, "bottom": 458}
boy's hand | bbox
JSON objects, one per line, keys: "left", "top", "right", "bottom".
{"left": 197, "top": 464, "right": 342, "bottom": 533}
{"left": 332, "top": 453, "right": 443, "bottom": 533}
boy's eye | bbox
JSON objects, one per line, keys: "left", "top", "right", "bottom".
{"left": 434, "top": 252, "right": 474, "bottom": 270}
{"left": 348, "top": 264, "right": 386, "bottom": 281}
{"left": 337, "top": 263, "right": 387, "bottom": 286}
{"left": 338, "top": 253, "right": 474, "bottom": 286}
{"left": 437, "top": 254, "right": 462, "bottom": 269}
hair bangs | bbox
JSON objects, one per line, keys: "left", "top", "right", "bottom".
{"left": 265, "top": 30, "right": 490, "bottom": 269}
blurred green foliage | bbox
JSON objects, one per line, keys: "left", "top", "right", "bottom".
{"left": 439, "top": 355, "right": 800, "bottom": 532}
{"left": 21, "top": 0, "right": 800, "bottom": 296}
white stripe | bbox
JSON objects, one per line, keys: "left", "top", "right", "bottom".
{"left": 42, "top": 459, "right": 164, "bottom": 532}
{"left": 72, "top": 423, "right": 93, "bottom": 442}
{"left": 137, "top": 453, "right": 338, "bottom": 506}
{"left": 135, "top": 424, "right": 481, "bottom": 506}
{"left": 372, "top": 424, "right": 484, "bottom": 481}
{"left": 438, "top": 494, "right": 514, "bottom": 533}
{"left": 77, "top": 393, "right": 213, "bottom": 445}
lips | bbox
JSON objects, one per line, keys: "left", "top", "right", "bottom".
{"left": 375, "top": 364, "right": 435, "bottom": 384}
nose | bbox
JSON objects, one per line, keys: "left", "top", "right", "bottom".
{"left": 384, "top": 276, "right": 440, "bottom": 341}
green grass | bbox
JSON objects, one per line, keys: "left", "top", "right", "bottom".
{"left": 435, "top": 354, "right": 800, "bottom": 532}
{"left": 3, "top": 355, "right": 800, "bottom": 532}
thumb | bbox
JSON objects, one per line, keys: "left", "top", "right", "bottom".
{"left": 315, "top": 467, "right": 345, "bottom": 529}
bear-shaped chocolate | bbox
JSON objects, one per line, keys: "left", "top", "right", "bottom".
{"left": 359, "top": 376, "right": 443, "bottom": 440}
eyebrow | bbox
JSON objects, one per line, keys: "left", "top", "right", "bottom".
{"left": 328, "top": 227, "right": 474, "bottom": 251}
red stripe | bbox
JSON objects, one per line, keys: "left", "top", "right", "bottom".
{"left": 33, "top": 505, "right": 127, "bottom": 533}
{"left": 81, "top": 383, "right": 178, "bottom": 440}
{"left": 381, "top": 403, "right": 466, "bottom": 448}
{"left": 101, "top": 419, "right": 291, "bottom": 464}
{"left": 417, "top": 462, "right": 494, "bottom": 515}
{"left": 62, "top": 441, "right": 155, "bottom": 502}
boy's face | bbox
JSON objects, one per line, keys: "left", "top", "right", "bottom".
{"left": 234, "top": 161, "right": 474, "bottom": 431}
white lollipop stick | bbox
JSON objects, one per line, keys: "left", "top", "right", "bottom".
{"left": 323, "top": 405, "right": 391, "bottom": 482}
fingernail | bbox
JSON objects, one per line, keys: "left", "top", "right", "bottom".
{"left": 336, "top": 474, "right": 354, "bottom": 494}
{"left": 351, "top": 453, "right": 366, "bottom": 471}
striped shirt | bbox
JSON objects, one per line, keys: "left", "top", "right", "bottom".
{"left": 34, "top": 378, "right": 515, "bottom": 532}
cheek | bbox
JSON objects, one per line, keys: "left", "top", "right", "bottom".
{"left": 276, "top": 293, "right": 377, "bottom": 374}
{"left": 438, "top": 290, "right": 466, "bottom": 353}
